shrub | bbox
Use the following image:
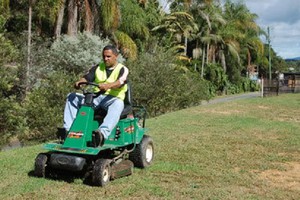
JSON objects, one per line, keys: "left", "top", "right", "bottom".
{"left": 18, "top": 33, "right": 125, "bottom": 143}
{"left": 0, "top": 34, "right": 18, "bottom": 65}
{"left": 127, "top": 47, "right": 210, "bottom": 116}
{"left": 44, "top": 32, "right": 112, "bottom": 74}
{"left": 204, "top": 63, "right": 229, "bottom": 95}
{"left": 0, "top": 66, "right": 27, "bottom": 147}
{"left": 20, "top": 72, "right": 77, "bottom": 143}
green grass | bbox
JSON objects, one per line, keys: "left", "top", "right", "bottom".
{"left": 1, "top": 93, "right": 300, "bottom": 200}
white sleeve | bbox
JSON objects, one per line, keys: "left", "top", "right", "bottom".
{"left": 119, "top": 66, "right": 129, "bottom": 84}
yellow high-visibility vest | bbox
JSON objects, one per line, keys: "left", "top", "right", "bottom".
{"left": 94, "top": 62, "right": 127, "bottom": 100}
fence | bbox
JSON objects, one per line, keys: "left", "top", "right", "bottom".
{"left": 262, "top": 72, "right": 300, "bottom": 97}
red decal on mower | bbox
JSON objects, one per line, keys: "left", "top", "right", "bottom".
{"left": 80, "top": 112, "right": 86, "bottom": 116}
{"left": 68, "top": 132, "right": 83, "bottom": 138}
{"left": 124, "top": 126, "right": 134, "bottom": 133}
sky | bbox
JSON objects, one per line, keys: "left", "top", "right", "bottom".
{"left": 158, "top": 0, "right": 300, "bottom": 59}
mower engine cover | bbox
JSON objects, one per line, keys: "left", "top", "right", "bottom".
{"left": 49, "top": 153, "right": 86, "bottom": 172}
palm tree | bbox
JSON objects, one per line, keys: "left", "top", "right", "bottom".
{"left": 152, "top": 11, "right": 198, "bottom": 57}
{"left": 52, "top": 0, "right": 157, "bottom": 60}
{"left": 100, "top": 0, "right": 121, "bottom": 36}
{"left": 119, "top": 0, "right": 150, "bottom": 40}
{"left": 114, "top": 30, "right": 137, "bottom": 60}
{"left": 53, "top": 0, "right": 101, "bottom": 36}
{"left": 115, "top": 0, "right": 150, "bottom": 58}
{"left": 222, "top": 1, "right": 263, "bottom": 77}
{"left": 189, "top": 2, "right": 225, "bottom": 76}
{"left": 190, "top": 3, "right": 212, "bottom": 77}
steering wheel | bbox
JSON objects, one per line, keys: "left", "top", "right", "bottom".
{"left": 78, "top": 82, "right": 100, "bottom": 94}
{"left": 77, "top": 82, "right": 101, "bottom": 105}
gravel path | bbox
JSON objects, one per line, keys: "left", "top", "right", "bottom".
{"left": 201, "top": 92, "right": 261, "bottom": 105}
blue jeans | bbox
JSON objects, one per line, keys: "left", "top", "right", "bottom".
{"left": 63, "top": 93, "right": 124, "bottom": 139}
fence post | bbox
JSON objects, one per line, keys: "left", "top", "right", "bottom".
{"left": 261, "top": 77, "right": 264, "bottom": 98}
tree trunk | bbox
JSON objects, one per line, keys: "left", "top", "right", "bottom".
{"left": 91, "top": 0, "right": 100, "bottom": 34}
{"left": 247, "top": 49, "right": 251, "bottom": 66}
{"left": 84, "top": 0, "right": 94, "bottom": 32}
{"left": 220, "top": 50, "right": 227, "bottom": 95}
{"left": 201, "top": 46, "right": 205, "bottom": 78}
{"left": 20, "top": 0, "right": 36, "bottom": 100}
{"left": 26, "top": 1, "right": 33, "bottom": 93}
{"left": 184, "top": 36, "right": 187, "bottom": 56}
{"left": 212, "top": 45, "right": 216, "bottom": 63}
{"left": 54, "top": 0, "right": 66, "bottom": 38}
{"left": 67, "top": 0, "right": 78, "bottom": 36}
{"left": 220, "top": 50, "right": 226, "bottom": 73}
{"left": 206, "top": 43, "right": 209, "bottom": 64}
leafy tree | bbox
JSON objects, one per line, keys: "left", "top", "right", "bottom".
{"left": 0, "top": 34, "right": 18, "bottom": 65}
{"left": 286, "top": 60, "right": 300, "bottom": 72}
{"left": 127, "top": 46, "right": 210, "bottom": 116}
{"left": 257, "top": 44, "right": 288, "bottom": 78}
{"left": 0, "top": 0, "right": 10, "bottom": 32}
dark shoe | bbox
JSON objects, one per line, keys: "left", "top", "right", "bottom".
{"left": 56, "top": 127, "right": 67, "bottom": 141}
{"left": 92, "top": 130, "right": 104, "bottom": 147}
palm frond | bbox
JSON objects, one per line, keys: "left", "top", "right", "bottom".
{"left": 114, "top": 30, "right": 137, "bottom": 61}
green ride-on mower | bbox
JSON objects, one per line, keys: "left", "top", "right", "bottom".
{"left": 34, "top": 82, "right": 154, "bottom": 186}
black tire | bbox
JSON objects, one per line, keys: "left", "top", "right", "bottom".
{"left": 34, "top": 153, "right": 48, "bottom": 177}
{"left": 129, "top": 135, "right": 154, "bottom": 168}
{"left": 92, "top": 159, "right": 111, "bottom": 186}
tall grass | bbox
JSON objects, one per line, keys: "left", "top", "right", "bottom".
{"left": 1, "top": 93, "right": 299, "bottom": 200}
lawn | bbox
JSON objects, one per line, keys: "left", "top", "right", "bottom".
{"left": 1, "top": 93, "right": 299, "bottom": 200}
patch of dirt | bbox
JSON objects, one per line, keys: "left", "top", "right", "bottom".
{"left": 257, "top": 105, "right": 269, "bottom": 110}
{"left": 201, "top": 109, "right": 242, "bottom": 115}
{"left": 275, "top": 114, "right": 300, "bottom": 123}
{"left": 258, "top": 162, "right": 300, "bottom": 191}
{"left": 1, "top": 137, "right": 23, "bottom": 151}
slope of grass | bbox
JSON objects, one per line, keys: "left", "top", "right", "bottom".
{"left": 1, "top": 93, "right": 299, "bottom": 200}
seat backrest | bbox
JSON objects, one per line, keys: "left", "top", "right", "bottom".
{"left": 123, "top": 82, "right": 132, "bottom": 106}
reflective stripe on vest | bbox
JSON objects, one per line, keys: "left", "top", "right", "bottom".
{"left": 94, "top": 62, "right": 127, "bottom": 100}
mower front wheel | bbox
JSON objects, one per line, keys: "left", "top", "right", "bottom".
{"left": 92, "top": 159, "right": 111, "bottom": 186}
{"left": 34, "top": 153, "right": 48, "bottom": 177}
{"left": 129, "top": 135, "right": 154, "bottom": 168}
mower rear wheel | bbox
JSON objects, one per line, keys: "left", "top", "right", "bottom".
{"left": 34, "top": 153, "right": 48, "bottom": 177}
{"left": 92, "top": 159, "right": 111, "bottom": 186}
{"left": 129, "top": 135, "right": 154, "bottom": 168}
